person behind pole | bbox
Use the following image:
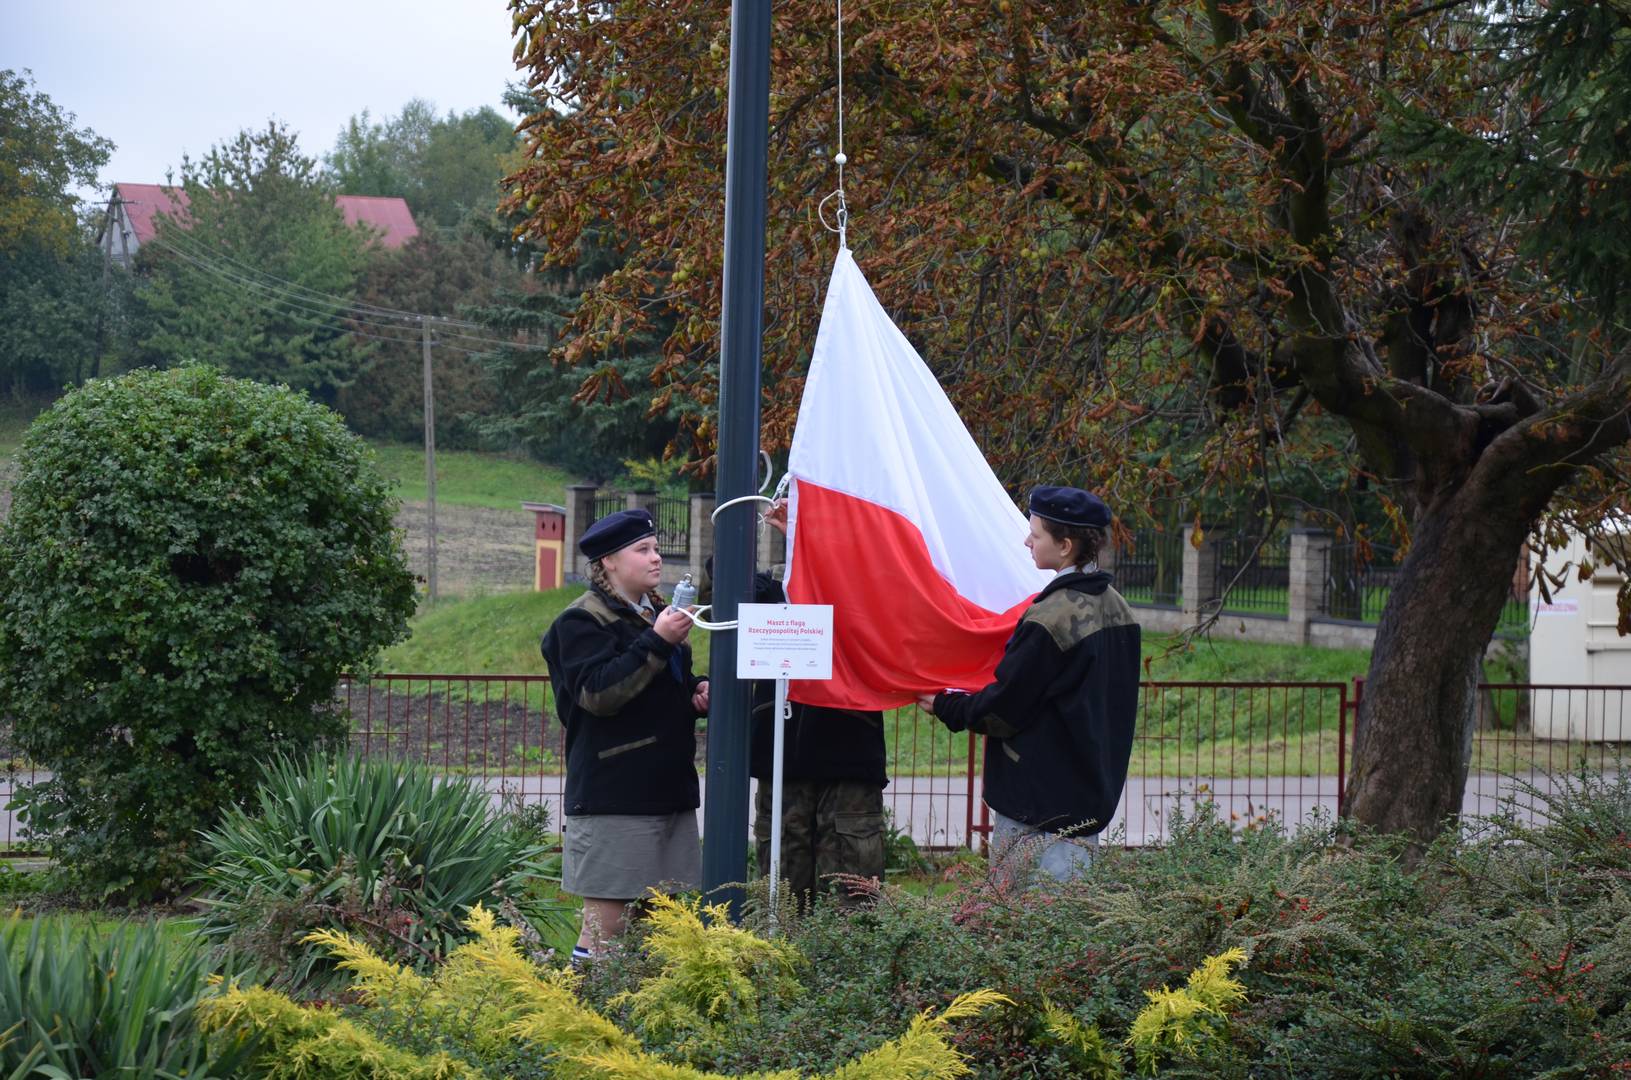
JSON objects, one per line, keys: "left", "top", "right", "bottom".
{"left": 701, "top": 499, "right": 889, "bottom": 910}
{"left": 918, "top": 486, "right": 1140, "bottom": 882}
{"left": 540, "top": 509, "right": 709, "bottom": 964}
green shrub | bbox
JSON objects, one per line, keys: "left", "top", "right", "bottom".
{"left": 195, "top": 753, "right": 569, "bottom": 991}
{"left": 568, "top": 779, "right": 1631, "bottom": 1078}
{"left": 499, "top": 791, "right": 554, "bottom": 843}
{"left": 882, "top": 809, "right": 929, "bottom": 875}
{"left": 0, "top": 864, "right": 47, "bottom": 901}
{"left": 0, "top": 366, "right": 416, "bottom": 900}
{"left": 0, "top": 917, "right": 249, "bottom": 1079}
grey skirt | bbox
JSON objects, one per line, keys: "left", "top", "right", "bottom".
{"left": 561, "top": 810, "right": 701, "bottom": 899}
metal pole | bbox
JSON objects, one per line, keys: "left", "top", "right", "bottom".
{"left": 703, "top": 0, "right": 772, "bottom": 915}
{"left": 94, "top": 196, "right": 115, "bottom": 382}
{"left": 768, "top": 676, "right": 788, "bottom": 924}
{"left": 422, "top": 315, "right": 438, "bottom": 603}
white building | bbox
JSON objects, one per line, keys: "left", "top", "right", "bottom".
{"left": 1529, "top": 523, "right": 1631, "bottom": 740}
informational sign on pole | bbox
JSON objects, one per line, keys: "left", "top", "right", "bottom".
{"left": 736, "top": 603, "right": 835, "bottom": 679}
{"left": 736, "top": 602, "right": 834, "bottom": 925}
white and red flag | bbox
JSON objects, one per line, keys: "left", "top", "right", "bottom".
{"left": 783, "top": 248, "right": 1052, "bottom": 710}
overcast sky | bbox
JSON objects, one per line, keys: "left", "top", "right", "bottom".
{"left": 2, "top": 0, "right": 520, "bottom": 201}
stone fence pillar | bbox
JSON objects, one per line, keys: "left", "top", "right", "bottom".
{"left": 1288, "top": 527, "right": 1334, "bottom": 643}
{"left": 564, "top": 484, "right": 598, "bottom": 581}
{"left": 688, "top": 491, "right": 716, "bottom": 585}
{"left": 1182, "top": 524, "right": 1219, "bottom": 619}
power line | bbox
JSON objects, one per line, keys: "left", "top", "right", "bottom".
{"left": 148, "top": 234, "right": 553, "bottom": 354}
{"left": 127, "top": 199, "right": 499, "bottom": 331}
{"left": 156, "top": 242, "right": 512, "bottom": 357}
{"left": 152, "top": 237, "right": 428, "bottom": 339}
{"left": 153, "top": 228, "right": 543, "bottom": 349}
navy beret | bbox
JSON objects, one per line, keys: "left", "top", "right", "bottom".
{"left": 579, "top": 508, "right": 657, "bottom": 561}
{"left": 1029, "top": 485, "right": 1111, "bottom": 529}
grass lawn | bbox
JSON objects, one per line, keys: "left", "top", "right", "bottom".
{"left": 375, "top": 587, "right": 1391, "bottom": 777}
{"left": 383, "top": 586, "right": 1383, "bottom": 684}
{"left": 0, "top": 399, "right": 42, "bottom": 462}
{"left": 373, "top": 589, "right": 1572, "bottom": 778}
{"left": 0, "top": 911, "right": 202, "bottom": 957}
{"left": 368, "top": 440, "right": 578, "bottom": 511}
{"left": 380, "top": 585, "right": 716, "bottom": 676}
{"left": 1, "top": 408, "right": 575, "bottom": 512}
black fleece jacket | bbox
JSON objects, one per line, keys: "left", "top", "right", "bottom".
{"left": 541, "top": 585, "right": 706, "bottom": 816}
{"left": 935, "top": 570, "right": 1140, "bottom": 835}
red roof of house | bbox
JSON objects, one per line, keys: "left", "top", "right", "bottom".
{"left": 333, "top": 194, "right": 420, "bottom": 248}
{"left": 110, "top": 183, "right": 419, "bottom": 249}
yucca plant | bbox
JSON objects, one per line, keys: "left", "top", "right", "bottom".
{"left": 0, "top": 917, "right": 250, "bottom": 1079}
{"left": 195, "top": 752, "right": 567, "bottom": 990}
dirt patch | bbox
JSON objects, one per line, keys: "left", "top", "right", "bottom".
{"left": 0, "top": 479, "right": 534, "bottom": 598}
{"left": 338, "top": 683, "right": 709, "bottom": 774}
{"left": 340, "top": 684, "right": 561, "bottom": 770}
{"left": 397, "top": 500, "right": 536, "bottom": 596}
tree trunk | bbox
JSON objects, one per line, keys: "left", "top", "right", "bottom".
{"left": 1342, "top": 492, "right": 1528, "bottom": 852}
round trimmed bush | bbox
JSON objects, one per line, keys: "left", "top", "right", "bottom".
{"left": 0, "top": 366, "right": 416, "bottom": 898}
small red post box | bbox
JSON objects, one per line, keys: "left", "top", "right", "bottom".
{"left": 523, "top": 502, "right": 568, "bottom": 591}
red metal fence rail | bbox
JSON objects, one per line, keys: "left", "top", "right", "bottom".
{"left": 3, "top": 677, "right": 1627, "bottom": 857}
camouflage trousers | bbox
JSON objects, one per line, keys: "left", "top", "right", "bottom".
{"left": 754, "top": 779, "right": 885, "bottom": 909}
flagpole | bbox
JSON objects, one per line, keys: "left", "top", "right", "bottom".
{"left": 703, "top": 0, "right": 772, "bottom": 917}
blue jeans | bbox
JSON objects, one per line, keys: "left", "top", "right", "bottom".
{"left": 990, "top": 808, "right": 1099, "bottom": 883}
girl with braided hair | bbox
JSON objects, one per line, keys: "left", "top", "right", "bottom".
{"left": 541, "top": 509, "right": 709, "bottom": 962}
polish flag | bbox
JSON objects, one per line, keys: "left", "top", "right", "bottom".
{"left": 783, "top": 248, "right": 1052, "bottom": 711}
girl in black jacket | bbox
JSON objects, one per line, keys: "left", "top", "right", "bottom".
{"left": 919, "top": 486, "right": 1140, "bottom": 882}
{"left": 541, "top": 509, "right": 709, "bottom": 961}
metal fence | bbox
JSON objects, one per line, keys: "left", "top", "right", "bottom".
{"left": 1212, "top": 533, "right": 1291, "bottom": 616}
{"left": 653, "top": 495, "right": 690, "bottom": 559}
{"left": 1322, "top": 543, "right": 1529, "bottom": 635}
{"left": 1118, "top": 529, "right": 1183, "bottom": 608}
{"left": 587, "top": 492, "right": 690, "bottom": 560}
{"left": 4, "top": 678, "right": 1626, "bottom": 857}
{"left": 0, "top": 733, "right": 38, "bottom": 857}
{"left": 1321, "top": 541, "right": 1394, "bottom": 623}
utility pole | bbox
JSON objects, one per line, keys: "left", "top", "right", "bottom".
{"left": 93, "top": 196, "right": 115, "bottom": 382}
{"left": 702, "top": 0, "right": 772, "bottom": 916}
{"left": 422, "top": 315, "right": 439, "bottom": 603}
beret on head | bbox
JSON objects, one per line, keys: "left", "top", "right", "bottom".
{"left": 579, "top": 508, "right": 656, "bottom": 561}
{"left": 1029, "top": 485, "right": 1112, "bottom": 529}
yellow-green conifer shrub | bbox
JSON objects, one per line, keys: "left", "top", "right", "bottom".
{"left": 308, "top": 907, "right": 638, "bottom": 1076}
{"left": 197, "top": 984, "right": 478, "bottom": 1080}
{"left": 574, "top": 990, "right": 1012, "bottom": 1080}
{"left": 1126, "top": 947, "right": 1248, "bottom": 1075}
{"left": 1038, "top": 998, "right": 1123, "bottom": 1079}
{"left": 610, "top": 891, "right": 802, "bottom": 1043}
{"left": 205, "top": 906, "right": 1009, "bottom": 1080}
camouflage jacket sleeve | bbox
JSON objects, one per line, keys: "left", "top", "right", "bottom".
{"left": 933, "top": 620, "right": 1061, "bottom": 739}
